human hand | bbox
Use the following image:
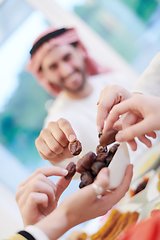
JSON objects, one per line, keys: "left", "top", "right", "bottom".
{"left": 35, "top": 164, "right": 133, "bottom": 240}
{"left": 15, "top": 166, "right": 70, "bottom": 226}
{"left": 60, "top": 164, "right": 133, "bottom": 226}
{"left": 35, "top": 118, "right": 77, "bottom": 163}
{"left": 104, "top": 94, "right": 160, "bottom": 150}
{"left": 97, "top": 84, "right": 133, "bottom": 133}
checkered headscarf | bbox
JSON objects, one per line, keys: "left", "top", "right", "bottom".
{"left": 26, "top": 27, "right": 111, "bottom": 97}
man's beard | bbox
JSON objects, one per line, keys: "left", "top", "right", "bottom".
{"left": 49, "top": 68, "right": 87, "bottom": 94}
{"left": 62, "top": 69, "right": 86, "bottom": 93}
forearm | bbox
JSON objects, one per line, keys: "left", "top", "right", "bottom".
{"left": 35, "top": 208, "right": 70, "bottom": 240}
{"left": 132, "top": 51, "right": 160, "bottom": 96}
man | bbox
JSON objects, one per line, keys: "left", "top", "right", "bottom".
{"left": 26, "top": 27, "right": 135, "bottom": 171}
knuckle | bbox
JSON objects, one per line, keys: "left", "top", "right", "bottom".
{"left": 35, "top": 168, "right": 43, "bottom": 175}
{"left": 35, "top": 137, "right": 40, "bottom": 147}
{"left": 48, "top": 121, "right": 55, "bottom": 129}
{"left": 28, "top": 192, "right": 36, "bottom": 201}
{"left": 40, "top": 129, "right": 45, "bottom": 136}
{"left": 98, "top": 100, "right": 107, "bottom": 110}
{"left": 32, "top": 180, "right": 40, "bottom": 190}
{"left": 17, "top": 183, "right": 22, "bottom": 191}
{"left": 58, "top": 118, "right": 66, "bottom": 123}
{"left": 36, "top": 173, "right": 45, "bottom": 181}
{"left": 52, "top": 143, "right": 62, "bottom": 154}
{"left": 57, "top": 133, "right": 67, "bottom": 144}
{"left": 111, "top": 84, "right": 119, "bottom": 90}
{"left": 112, "top": 104, "right": 119, "bottom": 113}
{"left": 15, "top": 192, "right": 19, "bottom": 202}
{"left": 45, "top": 151, "right": 55, "bottom": 158}
{"left": 58, "top": 118, "right": 69, "bottom": 128}
{"left": 37, "top": 129, "right": 47, "bottom": 140}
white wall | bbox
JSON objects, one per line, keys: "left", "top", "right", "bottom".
{"left": 24, "top": 0, "right": 139, "bottom": 85}
{"left": 0, "top": 182, "right": 23, "bottom": 239}
{"left": 0, "top": 144, "right": 31, "bottom": 238}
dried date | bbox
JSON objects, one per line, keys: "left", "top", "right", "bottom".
{"left": 68, "top": 140, "right": 82, "bottom": 156}
{"left": 80, "top": 170, "right": 94, "bottom": 186}
{"left": 76, "top": 151, "right": 96, "bottom": 173}
{"left": 91, "top": 161, "right": 107, "bottom": 176}
{"left": 65, "top": 162, "right": 76, "bottom": 180}
{"left": 109, "top": 143, "right": 120, "bottom": 154}
{"left": 99, "top": 128, "right": 118, "bottom": 146}
{"left": 96, "top": 145, "right": 108, "bottom": 154}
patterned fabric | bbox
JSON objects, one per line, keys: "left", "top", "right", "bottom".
{"left": 7, "top": 231, "right": 35, "bottom": 240}
{"left": 18, "top": 231, "right": 35, "bottom": 240}
{"left": 7, "top": 234, "right": 27, "bottom": 240}
{"left": 26, "top": 27, "right": 111, "bottom": 97}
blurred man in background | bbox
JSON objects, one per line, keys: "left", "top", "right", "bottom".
{"left": 26, "top": 27, "right": 136, "bottom": 171}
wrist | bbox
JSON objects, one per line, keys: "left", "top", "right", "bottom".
{"left": 35, "top": 208, "right": 70, "bottom": 240}
{"left": 132, "top": 91, "right": 143, "bottom": 95}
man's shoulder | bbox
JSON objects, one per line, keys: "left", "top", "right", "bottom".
{"left": 89, "top": 72, "right": 134, "bottom": 90}
{"left": 47, "top": 92, "right": 75, "bottom": 116}
{"left": 89, "top": 72, "right": 119, "bottom": 85}
{"left": 48, "top": 95, "right": 68, "bottom": 111}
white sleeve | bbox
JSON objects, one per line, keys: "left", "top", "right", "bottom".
{"left": 131, "top": 51, "right": 160, "bottom": 96}
{"left": 25, "top": 225, "right": 50, "bottom": 240}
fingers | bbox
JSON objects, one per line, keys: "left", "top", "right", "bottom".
{"left": 84, "top": 165, "right": 132, "bottom": 203}
{"left": 97, "top": 86, "right": 122, "bottom": 132}
{"left": 26, "top": 192, "right": 48, "bottom": 210}
{"left": 21, "top": 192, "right": 48, "bottom": 226}
{"left": 55, "top": 166, "right": 133, "bottom": 225}
{"left": 112, "top": 118, "right": 123, "bottom": 131}
{"left": 97, "top": 85, "right": 133, "bottom": 132}
{"left": 35, "top": 131, "right": 58, "bottom": 160}
{"left": 78, "top": 165, "right": 133, "bottom": 216}
{"left": 137, "top": 135, "right": 152, "bottom": 148}
{"left": 55, "top": 176, "right": 72, "bottom": 201}
{"left": 104, "top": 102, "right": 130, "bottom": 131}
{"left": 127, "top": 139, "right": 138, "bottom": 151}
{"left": 94, "top": 168, "right": 110, "bottom": 194}
{"left": 17, "top": 180, "right": 55, "bottom": 214}
{"left": 116, "top": 116, "right": 156, "bottom": 143}
{"left": 18, "top": 167, "right": 68, "bottom": 188}
{"left": 97, "top": 101, "right": 110, "bottom": 133}
{"left": 58, "top": 118, "right": 77, "bottom": 142}
{"left": 16, "top": 166, "right": 71, "bottom": 226}
{"left": 35, "top": 119, "right": 77, "bottom": 160}
{"left": 146, "top": 131, "right": 157, "bottom": 139}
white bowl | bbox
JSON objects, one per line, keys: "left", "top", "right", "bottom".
{"left": 108, "top": 142, "right": 130, "bottom": 189}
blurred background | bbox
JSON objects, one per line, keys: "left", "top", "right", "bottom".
{"left": 0, "top": 0, "right": 160, "bottom": 238}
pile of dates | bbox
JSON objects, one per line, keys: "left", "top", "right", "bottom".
{"left": 65, "top": 128, "right": 119, "bottom": 189}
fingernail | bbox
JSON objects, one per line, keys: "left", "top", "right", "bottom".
{"left": 68, "top": 134, "right": 76, "bottom": 142}
{"left": 62, "top": 169, "right": 68, "bottom": 175}
{"left": 116, "top": 132, "right": 125, "bottom": 142}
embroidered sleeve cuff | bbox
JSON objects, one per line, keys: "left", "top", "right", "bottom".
{"left": 24, "top": 225, "right": 50, "bottom": 240}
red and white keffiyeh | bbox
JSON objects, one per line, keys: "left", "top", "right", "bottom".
{"left": 26, "top": 27, "right": 111, "bottom": 97}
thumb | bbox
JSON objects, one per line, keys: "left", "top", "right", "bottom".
{"left": 55, "top": 176, "right": 72, "bottom": 201}
{"left": 94, "top": 168, "right": 110, "bottom": 192}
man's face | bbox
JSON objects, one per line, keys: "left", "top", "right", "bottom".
{"left": 41, "top": 44, "right": 86, "bottom": 93}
